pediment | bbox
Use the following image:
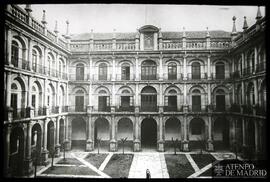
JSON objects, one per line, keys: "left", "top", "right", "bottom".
{"left": 139, "top": 25, "right": 159, "bottom": 33}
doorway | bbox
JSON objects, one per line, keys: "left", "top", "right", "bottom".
{"left": 141, "top": 118, "right": 157, "bottom": 148}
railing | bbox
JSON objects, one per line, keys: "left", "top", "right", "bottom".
{"left": 68, "top": 106, "right": 87, "bottom": 112}
{"left": 115, "top": 74, "right": 136, "bottom": 81}
{"left": 68, "top": 74, "right": 90, "bottom": 81}
{"left": 210, "top": 41, "right": 231, "bottom": 49}
{"left": 256, "top": 62, "right": 266, "bottom": 73}
{"left": 186, "top": 41, "right": 206, "bottom": 49}
{"left": 163, "top": 106, "right": 183, "bottom": 112}
{"left": 162, "top": 42, "right": 183, "bottom": 50}
{"left": 116, "top": 43, "right": 135, "bottom": 51}
{"left": 140, "top": 106, "right": 158, "bottom": 112}
{"left": 31, "top": 19, "right": 45, "bottom": 34}
{"left": 50, "top": 106, "right": 58, "bottom": 114}
{"left": 98, "top": 106, "right": 111, "bottom": 112}
{"left": 162, "top": 73, "right": 183, "bottom": 81}
{"left": 92, "top": 74, "right": 113, "bottom": 81}
{"left": 212, "top": 105, "right": 230, "bottom": 112}
{"left": 12, "top": 108, "right": 27, "bottom": 120}
{"left": 255, "top": 105, "right": 266, "bottom": 116}
{"left": 187, "top": 105, "right": 208, "bottom": 112}
{"left": 230, "top": 104, "right": 241, "bottom": 113}
{"left": 242, "top": 105, "right": 253, "bottom": 114}
{"left": 140, "top": 74, "right": 158, "bottom": 81}
{"left": 34, "top": 107, "right": 46, "bottom": 116}
{"left": 211, "top": 73, "right": 229, "bottom": 80}
{"left": 10, "top": 5, "right": 27, "bottom": 24}
{"left": 187, "top": 73, "right": 208, "bottom": 80}
{"left": 232, "top": 71, "right": 240, "bottom": 79}
{"left": 61, "top": 106, "right": 69, "bottom": 112}
{"left": 116, "top": 106, "right": 135, "bottom": 112}
{"left": 93, "top": 43, "right": 112, "bottom": 51}
{"left": 47, "top": 30, "right": 57, "bottom": 42}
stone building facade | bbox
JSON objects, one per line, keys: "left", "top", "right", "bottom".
{"left": 3, "top": 4, "right": 266, "bottom": 177}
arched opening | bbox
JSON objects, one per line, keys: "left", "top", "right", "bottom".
{"left": 213, "top": 117, "right": 230, "bottom": 150}
{"left": 168, "top": 62, "right": 177, "bottom": 80}
{"left": 189, "top": 118, "right": 206, "bottom": 150}
{"left": 94, "top": 118, "right": 110, "bottom": 150}
{"left": 215, "top": 89, "right": 226, "bottom": 111}
{"left": 215, "top": 62, "right": 225, "bottom": 79}
{"left": 31, "top": 123, "right": 42, "bottom": 165}
{"left": 59, "top": 119, "right": 65, "bottom": 149}
{"left": 191, "top": 89, "right": 201, "bottom": 112}
{"left": 141, "top": 118, "right": 157, "bottom": 148}
{"left": 121, "top": 63, "right": 130, "bottom": 80}
{"left": 119, "top": 89, "right": 134, "bottom": 111}
{"left": 47, "top": 121, "right": 55, "bottom": 155}
{"left": 165, "top": 118, "right": 181, "bottom": 150}
{"left": 141, "top": 60, "right": 157, "bottom": 80}
{"left": 10, "top": 80, "right": 26, "bottom": 119}
{"left": 11, "top": 40, "right": 19, "bottom": 67}
{"left": 75, "top": 90, "right": 84, "bottom": 112}
{"left": 191, "top": 62, "right": 201, "bottom": 79}
{"left": 9, "top": 127, "right": 24, "bottom": 177}
{"left": 141, "top": 86, "right": 157, "bottom": 112}
{"left": 99, "top": 63, "right": 107, "bottom": 80}
{"left": 117, "top": 118, "right": 133, "bottom": 152}
{"left": 71, "top": 117, "right": 86, "bottom": 151}
{"left": 76, "top": 63, "right": 84, "bottom": 80}
{"left": 247, "top": 83, "right": 255, "bottom": 106}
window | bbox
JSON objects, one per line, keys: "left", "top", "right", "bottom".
{"left": 121, "top": 63, "right": 130, "bottom": 80}
{"left": 144, "top": 33, "right": 154, "bottom": 50}
{"left": 32, "top": 50, "right": 37, "bottom": 72}
{"left": 141, "top": 86, "right": 157, "bottom": 111}
{"left": 99, "top": 63, "right": 107, "bottom": 80}
{"left": 141, "top": 60, "right": 157, "bottom": 80}
{"left": 248, "top": 51, "right": 255, "bottom": 73}
{"left": 98, "top": 90, "right": 110, "bottom": 111}
{"left": 216, "top": 89, "right": 225, "bottom": 111}
{"left": 47, "top": 56, "right": 51, "bottom": 75}
{"left": 215, "top": 62, "right": 225, "bottom": 79}
{"left": 247, "top": 83, "right": 255, "bottom": 105}
{"left": 76, "top": 63, "right": 84, "bottom": 80}
{"left": 192, "top": 62, "right": 200, "bottom": 79}
{"left": 168, "top": 62, "right": 177, "bottom": 80}
{"left": 11, "top": 41, "right": 19, "bottom": 67}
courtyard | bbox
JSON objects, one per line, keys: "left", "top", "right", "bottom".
{"left": 32, "top": 149, "right": 240, "bottom": 178}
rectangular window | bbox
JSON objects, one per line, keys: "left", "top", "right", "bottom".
{"left": 75, "top": 96, "right": 84, "bottom": 112}
{"left": 121, "top": 66, "right": 130, "bottom": 80}
{"left": 144, "top": 33, "right": 154, "bottom": 50}
{"left": 192, "top": 95, "right": 201, "bottom": 112}
{"left": 99, "top": 96, "right": 109, "bottom": 111}
{"left": 216, "top": 95, "right": 225, "bottom": 111}
{"left": 32, "top": 95, "right": 36, "bottom": 108}
{"left": 168, "top": 96, "right": 177, "bottom": 111}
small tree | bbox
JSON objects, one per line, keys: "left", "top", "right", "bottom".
{"left": 96, "top": 138, "right": 102, "bottom": 154}
{"left": 120, "top": 137, "right": 128, "bottom": 154}
{"left": 49, "top": 147, "right": 56, "bottom": 169}
{"left": 171, "top": 137, "right": 177, "bottom": 155}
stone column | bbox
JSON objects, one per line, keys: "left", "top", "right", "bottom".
{"left": 6, "top": 72, "right": 11, "bottom": 107}
{"left": 183, "top": 83, "right": 188, "bottom": 112}
{"left": 242, "top": 119, "right": 246, "bottom": 146}
{"left": 27, "top": 38, "right": 33, "bottom": 71}
{"left": 182, "top": 115, "right": 189, "bottom": 151}
{"left": 241, "top": 53, "right": 245, "bottom": 76}
{"left": 207, "top": 116, "right": 214, "bottom": 151}
{"left": 4, "top": 124, "right": 12, "bottom": 177}
{"left": 6, "top": 27, "right": 12, "bottom": 66}
{"left": 24, "top": 122, "right": 33, "bottom": 175}
{"left": 254, "top": 121, "right": 259, "bottom": 156}
{"left": 135, "top": 83, "right": 139, "bottom": 112}
{"left": 27, "top": 76, "right": 32, "bottom": 107}
{"left": 66, "top": 83, "right": 69, "bottom": 108}
{"left": 183, "top": 55, "right": 187, "bottom": 80}
{"left": 241, "top": 81, "right": 245, "bottom": 106}
{"left": 140, "top": 34, "right": 144, "bottom": 50}
{"left": 157, "top": 115, "right": 164, "bottom": 151}
{"left": 110, "top": 115, "right": 117, "bottom": 151}
{"left": 55, "top": 117, "right": 61, "bottom": 157}
{"left": 65, "top": 117, "right": 71, "bottom": 150}
{"left": 133, "top": 115, "right": 141, "bottom": 151}
{"left": 207, "top": 84, "right": 212, "bottom": 111}
{"left": 159, "top": 55, "right": 163, "bottom": 80}
{"left": 207, "top": 55, "right": 211, "bottom": 80}
{"left": 254, "top": 47, "right": 258, "bottom": 73}
{"left": 88, "top": 84, "right": 93, "bottom": 110}
{"left": 112, "top": 56, "right": 116, "bottom": 81}
{"left": 86, "top": 115, "right": 94, "bottom": 151}
{"left": 89, "top": 56, "right": 93, "bottom": 80}
{"left": 135, "top": 56, "right": 139, "bottom": 81}
{"left": 159, "top": 83, "right": 163, "bottom": 112}
{"left": 41, "top": 119, "right": 49, "bottom": 165}
{"left": 154, "top": 32, "right": 158, "bottom": 50}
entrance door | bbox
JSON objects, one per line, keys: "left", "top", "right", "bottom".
{"left": 216, "top": 95, "right": 225, "bottom": 111}
{"left": 141, "top": 119, "right": 157, "bottom": 148}
{"left": 75, "top": 96, "right": 84, "bottom": 112}
{"left": 192, "top": 95, "right": 201, "bottom": 112}
{"left": 98, "top": 96, "right": 108, "bottom": 111}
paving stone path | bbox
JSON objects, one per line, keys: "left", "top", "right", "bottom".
{"left": 128, "top": 153, "right": 169, "bottom": 178}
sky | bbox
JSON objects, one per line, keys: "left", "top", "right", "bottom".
{"left": 18, "top": 4, "right": 265, "bottom": 35}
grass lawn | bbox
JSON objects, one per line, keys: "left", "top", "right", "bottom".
{"left": 56, "top": 158, "right": 82, "bottom": 165}
{"left": 165, "top": 154, "right": 195, "bottom": 178}
{"left": 42, "top": 166, "right": 99, "bottom": 176}
{"left": 84, "top": 153, "right": 108, "bottom": 168}
{"left": 103, "top": 154, "right": 133, "bottom": 178}
{"left": 190, "top": 154, "right": 216, "bottom": 169}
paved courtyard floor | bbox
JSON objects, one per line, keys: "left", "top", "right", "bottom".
{"left": 31, "top": 149, "right": 240, "bottom": 178}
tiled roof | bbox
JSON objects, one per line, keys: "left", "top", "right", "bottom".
{"left": 70, "top": 30, "right": 231, "bottom": 40}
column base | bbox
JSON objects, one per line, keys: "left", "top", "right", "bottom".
{"left": 55, "top": 144, "right": 61, "bottom": 157}
{"left": 41, "top": 149, "right": 50, "bottom": 166}
{"left": 182, "top": 140, "right": 190, "bottom": 152}
{"left": 133, "top": 139, "right": 141, "bottom": 152}
{"left": 24, "top": 158, "right": 33, "bottom": 176}
{"left": 206, "top": 140, "right": 214, "bottom": 152}
{"left": 86, "top": 139, "right": 94, "bottom": 151}
{"left": 157, "top": 140, "right": 165, "bottom": 152}
{"left": 65, "top": 140, "right": 72, "bottom": 151}
{"left": 109, "top": 140, "right": 117, "bottom": 152}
